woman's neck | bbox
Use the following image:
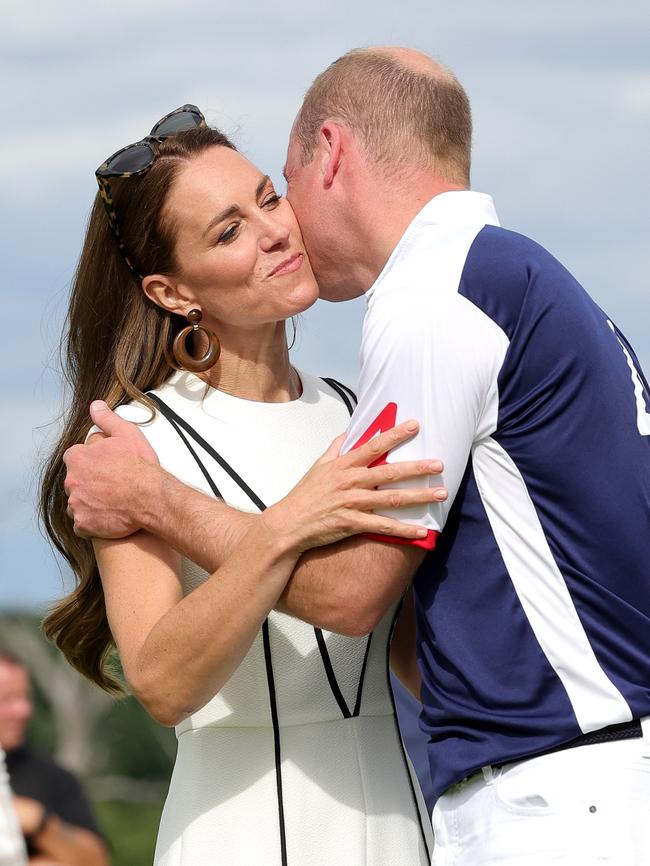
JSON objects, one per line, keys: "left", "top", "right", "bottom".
{"left": 199, "top": 322, "right": 300, "bottom": 403}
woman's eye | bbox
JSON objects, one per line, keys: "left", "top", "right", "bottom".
{"left": 218, "top": 223, "right": 239, "bottom": 243}
{"left": 263, "top": 193, "right": 282, "bottom": 208}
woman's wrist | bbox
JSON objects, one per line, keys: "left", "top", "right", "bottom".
{"left": 257, "top": 503, "right": 307, "bottom": 559}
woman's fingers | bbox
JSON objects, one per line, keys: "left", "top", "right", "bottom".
{"left": 356, "top": 515, "right": 430, "bottom": 539}
{"left": 358, "top": 458, "right": 444, "bottom": 488}
{"left": 342, "top": 420, "right": 421, "bottom": 467}
{"left": 352, "top": 485, "right": 446, "bottom": 512}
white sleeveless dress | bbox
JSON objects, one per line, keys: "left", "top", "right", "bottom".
{"left": 116, "top": 370, "right": 432, "bottom": 866}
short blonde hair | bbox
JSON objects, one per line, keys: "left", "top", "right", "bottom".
{"left": 295, "top": 48, "right": 472, "bottom": 184}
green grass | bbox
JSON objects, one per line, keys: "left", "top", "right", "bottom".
{"left": 96, "top": 800, "right": 164, "bottom": 866}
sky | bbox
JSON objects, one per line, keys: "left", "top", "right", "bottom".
{"left": 1, "top": 0, "right": 649, "bottom": 609}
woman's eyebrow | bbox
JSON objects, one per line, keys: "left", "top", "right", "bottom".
{"left": 203, "top": 205, "right": 238, "bottom": 237}
{"left": 202, "top": 176, "right": 273, "bottom": 238}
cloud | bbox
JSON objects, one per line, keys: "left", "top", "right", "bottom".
{"left": 620, "top": 71, "right": 650, "bottom": 115}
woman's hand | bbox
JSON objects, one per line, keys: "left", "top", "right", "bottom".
{"left": 260, "top": 420, "right": 446, "bottom": 554}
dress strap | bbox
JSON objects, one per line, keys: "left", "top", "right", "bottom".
{"left": 321, "top": 377, "right": 358, "bottom": 414}
{"left": 315, "top": 379, "right": 375, "bottom": 721}
{"left": 147, "top": 393, "right": 266, "bottom": 511}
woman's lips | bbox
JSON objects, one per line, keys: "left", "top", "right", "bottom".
{"left": 268, "top": 252, "right": 303, "bottom": 277}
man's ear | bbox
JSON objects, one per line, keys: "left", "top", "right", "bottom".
{"left": 141, "top": 274, "right": 194, "bottom": 317}
{"left": 319, "top": 121, "right": 344, "bottom": 188}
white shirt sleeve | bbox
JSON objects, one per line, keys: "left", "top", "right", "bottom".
{"left": 343, "top": 287, "right": 508, "bottom": 548}
{"left": 0, "top": 749, "right": 26, "bottom": 866}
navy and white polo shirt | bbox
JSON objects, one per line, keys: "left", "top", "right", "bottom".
{"left": 342, "top": 191, "right": 650, "bottom": 799}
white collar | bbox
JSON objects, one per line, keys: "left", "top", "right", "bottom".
{"left": 366, "top": 191, "right": 499, "bottom": 300}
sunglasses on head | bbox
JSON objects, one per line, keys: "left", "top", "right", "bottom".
{"left": 95, "top": 104, "right": 207, "bottom": 277}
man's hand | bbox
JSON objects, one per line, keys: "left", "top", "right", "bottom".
{"left": 64, "top": 400, "right": 161, "bottom": 539}
{"left": 13, "top": 795, "right": 109, "bottom": 866}
{"left": 13, "top": 795, "right": 46, "bottom": 838}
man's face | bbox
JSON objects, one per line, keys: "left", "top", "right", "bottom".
{"left": 0, "top": 663, "right": 32, "bottom": 752}
{"left": 283, "top": 128, "right": 324, "bottom": 275}
{"left": 284, "top": 123, "right": 369, "bottom": 302}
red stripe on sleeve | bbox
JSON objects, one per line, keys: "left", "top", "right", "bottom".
{"left": 363, "top": 529, "right": 438, "bottom": 550}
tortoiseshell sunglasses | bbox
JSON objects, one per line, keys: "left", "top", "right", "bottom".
{"left": 95, "top": 104, "right": 207, "bottom": 277}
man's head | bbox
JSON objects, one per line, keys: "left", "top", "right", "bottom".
{"left": 285, "top": 47, "right": 472, "bottom": 300}
{"left": 0, "top": 653, "right": 32, "bottom": 752}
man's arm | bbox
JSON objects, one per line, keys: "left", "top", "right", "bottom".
{"left": 277, "top": 537, "right": 425, "bottom": 635}
{"left": 65, "top": 406, "right": 442, "bottom": 634}
{"left": 67, "top": 445, "right": 426, "bottom": 634}
{"left": 64, "top": 400, "right": 257, "bottom": 565}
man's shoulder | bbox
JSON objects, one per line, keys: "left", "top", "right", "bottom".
{"left": 459, "top": 225, "right": 583, "bottom": 339}
{"left": 17, "top": 746, "right": 76, "bottom": 783}
{"left": 465, "top": 224, "right": 561, "bottom": 282}
{"left": 7, "top": 745, "right": 80, "bottom": 800}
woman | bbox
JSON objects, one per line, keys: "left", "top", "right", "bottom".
{"left": 41, "top": 106, "right": 436, "bottom": 865}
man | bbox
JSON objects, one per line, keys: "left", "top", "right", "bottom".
{"left": 64, "top": 48, "right": 650, "bottom": 863}
{"left": 0, "top": 653, "right": 109, "bottom": 865}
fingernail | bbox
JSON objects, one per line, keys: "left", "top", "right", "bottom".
{"left": 417, "top": 528, "right": 428, "bottom": 537}
{"left": 429, "top": 461, "right": 443, "bottom": 473}
{"left": 90, "top": 401, "right": 106, "bottom": 412}
{"left": 405, "top": 420, "right": 418, "bottom": 432}
{"left": 434, "top": 488, "right": 448, "bottom": 500}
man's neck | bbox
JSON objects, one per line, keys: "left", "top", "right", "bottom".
{"left": 363, "top": 176, "right": 468, "bottom": 288}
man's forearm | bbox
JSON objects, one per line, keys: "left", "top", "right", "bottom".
{"left": 277, "top": 538, "right": 424, "bottom": 635}
{"left": 33, "top": 815, "right": 108, "bottom": 866}
{"left": 140, "top": 471, "right": 424, "bottom": 635}
{"left": 68, "top": 411, "right": 438, "bottom": 636}
{"left": 141, "top": 467, "right": 257, "bottom": 571}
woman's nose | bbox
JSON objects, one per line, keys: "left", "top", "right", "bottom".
{"left": 259, "top": 214, "right": 290, "bottom": 250}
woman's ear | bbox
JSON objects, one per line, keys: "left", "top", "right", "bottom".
{"left": 141, "top": 274, "right": 194, "bottom": 317}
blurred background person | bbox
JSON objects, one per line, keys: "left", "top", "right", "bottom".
{"left": 0, "top": 652, "right": 109, "bottom": 865}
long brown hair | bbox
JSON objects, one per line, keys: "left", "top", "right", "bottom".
{"left": 41, "top": 126, "right": 236, "bottom": 693}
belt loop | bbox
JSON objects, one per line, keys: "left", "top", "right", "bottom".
{"left": 641, "top": 717, "right": 650, "bottom": 757}
{"left": 481, "top": 765, "right": 494, "bottom": 783}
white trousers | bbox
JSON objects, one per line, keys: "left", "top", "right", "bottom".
{"left": 431, "top": 718, "right": 650, "bottom": 866}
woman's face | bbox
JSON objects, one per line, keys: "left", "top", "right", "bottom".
{"left": 161, "top": 146, "right": 319, "bottom": 331}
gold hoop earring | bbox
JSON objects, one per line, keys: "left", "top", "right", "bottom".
{"left": 173, "top": 309, "right": 221, "bottom": 373}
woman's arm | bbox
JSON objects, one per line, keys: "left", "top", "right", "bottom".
{"left": 95, "top": 521, "right": 301, "bottom": 726}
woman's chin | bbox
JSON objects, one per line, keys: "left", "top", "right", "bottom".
{"left": 289, "top": 281, "right": 320, "bottom": 315}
